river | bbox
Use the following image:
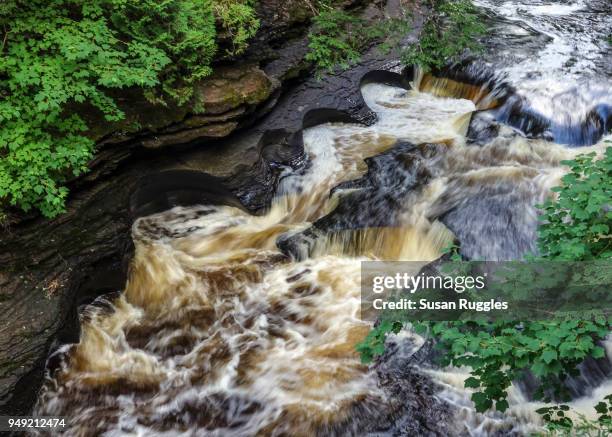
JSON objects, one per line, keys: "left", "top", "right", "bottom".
{"left": 34, "top": 1, "right": 611, "bottom": 435}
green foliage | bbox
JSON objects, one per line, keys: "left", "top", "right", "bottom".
{"left": 356, "top": 147, "right": 612, "bottom": 416}
{"left": 413, "top": 317, "right": 609, "bottom": 412}
{"left": 306, "top": 0, "right": 484, "bottom": 73}
{"left": 0, "top": 0, "right": 259, "bottom": 218}
{"left": 536, "top": 397, "right": 612, "bottom": 436}
{"left": 356, "top": 319, "right": 402, "bottom": 363}
{"left": 306, "top": 5, "right": 411, "bottom": 74}
{"left": 401, "top": 0, "right": 485, "bottom": 70}
{"left": 107, "top": 0, "right": 218, "bottom": 105}
{"left": 538, "top": 148, "right": 612, "bottom": 260}
{"left": 214, "top": 0, "right": 260, "bottom": 56}
{"left": 306, "top": 8, "right": 364, "bottom": 72}
{"left": 536, "top": 404, "right": 574, "bottom": 431}
{"left": 426, "top": 149, "right": 612, "bottom": 412}
{"left": 594, "top": 395, "right": 612, "bottom": 423}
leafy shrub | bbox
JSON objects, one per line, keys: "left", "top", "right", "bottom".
{"left": 414, "top": 318, "right": 609, "bottom": 412}
{"left": 306, "top": 4, "right": 411, "bottom": 74}
{"left": 106, "top": 0, "right": 217, "bottom": 104}
{"left": 537, "top": 396, "right": 612, "bottom": 436}
{"left": 0, "top": 0, "right": 258, "bottom": 218}
{"left": 306, "top": 8, "right": 367, "bottom": 72}
{"left": 305, "top": 0, "right": 484, "bottom": 73}
{"left": 356, "top": 319, "right": 403, "bottom": 363}
{"left": 537, "top": 404, "right": 574, "bottom": 431}
{"left": 538, "top": 148, "right": 612, "bottom": 260}
{"left": 214, "top": 0, "right": 260, "bottom": 56}
{"left": 401, "top": 0, "right": 485, "bottom": 70}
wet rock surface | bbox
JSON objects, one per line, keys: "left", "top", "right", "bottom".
{"left": 277, "top": 142, "right": 442, "bottom": 260}
{"left": 374, "top": 339, "right": 455, "bottom": 436}
{"left": 317, "top": 142, "right": 434, "bottom": 231}
{"left": 466, "top": 112, "right": 503, "bottom": 145}
{"left": 84, "top": 64, "right": 279, "bottom": 150}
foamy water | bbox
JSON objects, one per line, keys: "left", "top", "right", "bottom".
{"left": 33, "top": 78, "right": 611, "bottom": 435}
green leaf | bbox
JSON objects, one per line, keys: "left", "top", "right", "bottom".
{"left": 595, "top": 402, "right": 608, "bottom": 414}
{"left": 496, "top": 399, "right": 509, "bottom": 412}
{"left": 542, "top": 349, "right": 558, "bottom": 364}
{"left": 531, "top": 361, "right": 548, "bottom": 377}
{"left": 591, "top": 346, "right": 606, "bottom": 359}
{"left": 464, "top": 377, "right": 480, "bottom": 388}
{"left": 472, "top": 392, "right": 493, "bottom": 412}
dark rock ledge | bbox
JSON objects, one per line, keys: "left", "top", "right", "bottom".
{"left": 0, "top": 0, "right": 425, "bottom": 415}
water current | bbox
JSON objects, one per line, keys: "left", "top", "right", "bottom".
{"left": 34, "top": 1, "right": 612, "bottom": 435}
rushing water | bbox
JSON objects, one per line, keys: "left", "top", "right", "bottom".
{"left": 35, "top": 2, "right": 611, "bottom": 436}
{"left": 475, "top": 0, "right": 612, "bottom": 145}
